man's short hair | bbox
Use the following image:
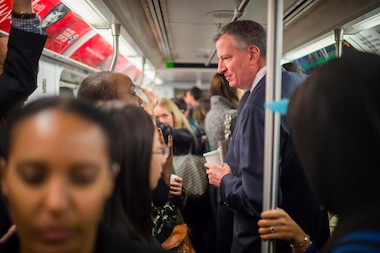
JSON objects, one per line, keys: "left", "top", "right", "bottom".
{"left": 188, "top": 87, "right": 203, "bottom": 101}
{"left": 78, "top": 71, "right": 118, "bottom": 102}
{"left": 214, "top": 20, "right": 266, "bottom": 57}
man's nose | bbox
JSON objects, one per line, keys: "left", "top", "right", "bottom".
{"left": 218, "top": 61, "right": 227, "bottom": 74}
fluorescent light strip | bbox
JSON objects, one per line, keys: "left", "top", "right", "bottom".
{"left": 60, "top": 0, "right": 160, "bottom": 84}
{"left": 282, "top": 35, "right": 335, "bottom": 63}
{"left": 60, "top": 0, "right": 108, "bottom": 28}
{"left": 345, "top": 12, "right": 380, "bottom": 35}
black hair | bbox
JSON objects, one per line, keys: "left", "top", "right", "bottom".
{"left": 98, "top": 101, "right": 155, "bottom": 243}
{"left": 171, "top": 97, "right": 187, "bottom": 113}
{"left": 288, "top": 52, "right": 380, "bottom": 214}
{"left": 4, "top": 97, "right": 118, "bottom": 165}
{"left": 188, "top": 87, "right": 203, "bottom": 101}
{"left": 283, "top": 62, "right": 304, "bottom": 74}
{"left": 78, "top": 71, "right": 119, "bottom": 102}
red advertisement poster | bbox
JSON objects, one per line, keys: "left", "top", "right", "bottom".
{"left": 0, "top": 0, "right": 92, "bottom": 54}
{"left": 70, "top": 33, "right": 113, "bottom": 68}
{"left": 34, "top": 0, "right": 92, "bottom": 54}
{"left": 0, "top": 0, "right": 13, "bottom": 33}
{"left": 0, "top": 0, "right": 139, "bottom": 74}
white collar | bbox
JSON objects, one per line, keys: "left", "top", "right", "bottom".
{"left": 250, "top": 66, "right": 267, "bottom": 93}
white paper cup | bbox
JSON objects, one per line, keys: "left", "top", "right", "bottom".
{"left": 203, "top": 148, "right": 223, "bottom": 166}
{"left": 170, "top": 174, "right": 179, "bottom": 182}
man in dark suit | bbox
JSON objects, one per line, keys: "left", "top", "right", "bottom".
{"left": 204, "top": 20, "right": 329, "bottom": 253}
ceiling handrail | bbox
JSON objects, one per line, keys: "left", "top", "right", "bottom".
{"left": 204, "top": 0, "right": 251, "bottom": 66}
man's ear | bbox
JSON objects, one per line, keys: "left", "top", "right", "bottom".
{"left": 248, "top": 45, "right": 261, "bottom": 64}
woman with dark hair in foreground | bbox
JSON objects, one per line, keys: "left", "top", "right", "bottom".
{"left": 259, "top": 52, "right": 380, "bottom": 253}
{"left": 0, "top": 97, "right": 165, "bottom": 253}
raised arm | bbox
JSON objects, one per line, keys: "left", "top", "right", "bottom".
{"left": 0, "top": 0, "right": 47, "bottom": 117}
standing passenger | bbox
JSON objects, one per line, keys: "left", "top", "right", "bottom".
{"left": 78, "top": 72, "right": 177, "bottom": 246}
{"left": 0, "top": 0, "right": 47, "bottom": 238}
{"left": 204, "top": 20, "right": 329, "bottom": 253}
{"left": 98, "top": 101, "right": 166, "bottom": 244}
{"left": 288, "top": 52, "right": 380, "bottom": 252}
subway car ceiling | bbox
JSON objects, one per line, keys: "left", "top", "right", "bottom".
{"left": 2, "top": 0, "right": 379, "bottom": 97}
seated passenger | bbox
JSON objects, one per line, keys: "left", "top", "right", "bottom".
{"left": 287, "top": 52, "right": 380, "bottom": 252}
{"left": 0, "top": 97, "right": 165, "bottom": 253}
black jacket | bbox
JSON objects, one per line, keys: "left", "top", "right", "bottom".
{"left": 0, "top": 27, "right": 47, "bottom": 238}
{"left": 0, "top": 27, "right": 47, "bottom": 117}
{"left": 156, "top": 121, "right": 194, "bottom": 156}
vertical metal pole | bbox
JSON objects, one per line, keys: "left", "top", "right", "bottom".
{"left": 109, "top": 24, "right": 121, "bottom": 71}
{"left": 334, "top": 29, "right": 343, "bottom": 58}
{"left": 262, "top": 0, "right": 283, "bottom": 252}
{"left": 138, "top": 57, "right": 146, "bottom": 87}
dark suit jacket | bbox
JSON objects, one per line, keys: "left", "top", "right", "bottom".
{"left": 0, "top": 27, "right": 47, "bottom": 237}
{"left": 0, "top": 224, "right": 167, "bottom": 253}
{"left": 221, "top": 69, "right": 329, "bottom": 253}
{"left": 0, "top": 27, "right": 47, "bottom": 117}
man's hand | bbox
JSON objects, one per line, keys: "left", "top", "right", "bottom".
{"left": 204, "top": 162, "right": 231, "bottom": 188}
{"left": 12, "top": 0, "right": 33, "bottom": 13}
{"left": 141, "top": 87, "right": 158, "bottom": 107}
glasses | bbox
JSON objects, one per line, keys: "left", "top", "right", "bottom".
{"left": 152, "top": 146, "right": 169, "bottom": 159}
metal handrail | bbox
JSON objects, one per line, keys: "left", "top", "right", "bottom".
{"left": 109, "top": 24, "right": 121, "bottom": 71}
{"left": 262, "top": 0, "right": 284, "bottom": 252}
{"left": 204, "top": 0, "right": 251, "bottom": 66}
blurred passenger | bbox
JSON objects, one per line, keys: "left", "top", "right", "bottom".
{"left": 288, "top": 52, "right": 380, "bottom": 252}
{"left": 282, "top": 62, "right": 304, "bottom": 74}
{"left": 98, "top": 101, "right": 165, "bottom": 245}
{"left": 77, "top": 72, "right": 179, "bottom": 245}
{"left": 204, "top": 20, "right": 329, "bottom": 253}
{"left": 205, "top": 73, "right": 239, "bottom": 150}
{"left": 0, "top": 97, "right": 165, "bottom": 253}
{"left": 184, "top": 86, "right": 202, "bottom": 109}
{"left": 184, "top": 87, "right": 203, "bottom": 139}
{"left": 78, "top": 71, "right": 173, "bottom": 193}
{"left": 192, "top": 98, "right": 210, "bottom": 131}
{"left": 78, "top": 71, "right": 143, "bottom": 106}
{"left": 0, "top": 0, "right": 47, "bottom": 239}
{"left": 154, "top": 97, "right": 196, "bottom": 155}
{"left": 204, "top": 73, "right": 239, "bottom": 253}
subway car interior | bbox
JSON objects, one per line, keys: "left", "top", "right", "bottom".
{"left": 1, "top": 0, "right": 380, "bottom": 252}
{"left": 0, "top": 0, "right": 378, "bottom": 99}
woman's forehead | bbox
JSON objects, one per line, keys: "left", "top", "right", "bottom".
{"left": 10, "top": 110, "right": 109, "bottom": 157}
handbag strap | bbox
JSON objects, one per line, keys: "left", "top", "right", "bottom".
{"left": 224, "top": 109, "right": 236, "bottom": 140}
